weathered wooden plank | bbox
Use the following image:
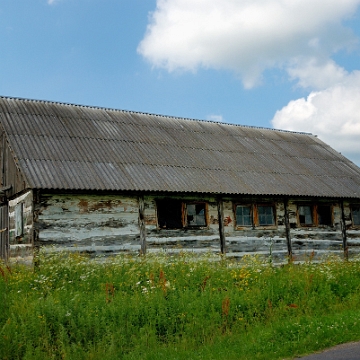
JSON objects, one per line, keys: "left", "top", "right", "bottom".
{"left": 217, "top": 198, "right": 226, "bottom": 254}
{"left": 0, "top": 204, "right": 8, "bottom": 260}
{"left": 226, "top": 236, "right": 288, "bottom": 259}
{"left": 9, "top": 244, "right": 33, "bottom": 258}
{"left": 340, "top": 201, "right": 348, "bottom": 260}
{"left": 35, "top": 194, "right": 141, "bottom": 256}
{"left": 138, "top": 195, "right": 146, "bottom": 255}
{"left": 226, "top": 250, "right": 289, "bottom": 263}
{"left": 284, "top": 197, "right": 292, "bottom": 259}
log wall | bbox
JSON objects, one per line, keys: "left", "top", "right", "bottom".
{"left": 21, "top": 192, "right": 360, "bottom": 264}
{"left": 33, "top": 194, "right": 141, "bottom": 256}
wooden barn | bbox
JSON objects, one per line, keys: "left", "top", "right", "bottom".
{"left": 0, "top": 96, "right": 360, "bottom": 263}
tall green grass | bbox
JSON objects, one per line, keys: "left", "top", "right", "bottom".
{"left": 1, "top": 251, "right": 360, "bottom": 359}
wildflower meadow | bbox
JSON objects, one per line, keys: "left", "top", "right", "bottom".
{"left": 2, "top": 251, "right": 360, "bottom": 359}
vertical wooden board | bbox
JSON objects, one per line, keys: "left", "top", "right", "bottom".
{"left": 276, "top": 201, "right": 286, "bottom": 227}
{"left": 340, "top": 201, "right": 348, "bottom": 260}
{"left": 144, "top": 197, "right": 157, "bottom": 228}
{"left": 0, "top": 204, "right": 8, "bottom": 260}
{"left": 217, "top": 198, "right": 226, "bottom": 254}
{"left": 342, "top": 202, "right": 352, "bottom": 225}
{"left": 138, "top": 196, "right": 146, "bottom": 255}
{"left": 287, "top": 202, "right": 298, "bottom": 228}
{"left": 207, "top": 202, "right": 219, "bottom": 228}
{"left": 222, "top": 201, "right": 235, "bottom": 232}
{"left": 332, "top": 203, "right": 342, "bottom": 231}
{"left": 283, "top": 198, "right": 292, "bottom": 259}
{"left": 342, "top": 202, "right": 353, "bottom": 235}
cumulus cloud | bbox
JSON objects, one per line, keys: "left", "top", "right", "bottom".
{"left": 272, "top": 70, "right": 360, "bottom": 164}
{"left": 287, "top": 58, "right": 350, "bottom": 90}
{"left": 138, "top": 0, "right": 360, "bottom": 88}
{"left": 139, "top": 1, "right": 360, "bottom": 164}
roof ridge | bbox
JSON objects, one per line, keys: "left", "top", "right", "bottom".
{"left": 0, "top": 95, "right": 313, "bottom": 136}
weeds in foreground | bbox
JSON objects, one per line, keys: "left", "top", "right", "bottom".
{"left": 1, "top": 252, "right": 360, "bottom": 359}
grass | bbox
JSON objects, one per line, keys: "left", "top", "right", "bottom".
{"left": 1, "top": 251, "right": 360, "bottom": 359}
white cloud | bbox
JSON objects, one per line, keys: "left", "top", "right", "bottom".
{"left": 138, "top": 0, "right": 360, "bottom": 88}
{"left": 206, "top": 114, "right": 224, "bottom": 122}
{"left": 139, "top": 1, "right": 360, "bottom": 164}
{"left": 272, "top": 71, "right": 360, "bottom": 165}
{"left": 287, "top": 58, "right": 350, "bottom": 90}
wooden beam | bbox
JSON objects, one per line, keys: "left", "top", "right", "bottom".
{"left": 283, "top": 198, "right": 292, "bottom": 261}
{"left": 217, "top": 198, "right": 226, "bottom": 254}
{"left": 138, "top": 196, "right": 147, "bottom": 255}
{"left": 0, "top": 204, "right": 8, "bottom": 261}
{"left": 0, "top": 185, "right": 12, "bottom": 194}
{"left": 340, "top": 201, "right": 348, "bottom": 261}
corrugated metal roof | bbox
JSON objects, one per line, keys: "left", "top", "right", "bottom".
{"left": 1, "top": 96, "right": 360, "bottom": 198}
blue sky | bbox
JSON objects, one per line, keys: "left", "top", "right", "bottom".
{"left": 1, "top": 0, "right": 360, "bottom": 165}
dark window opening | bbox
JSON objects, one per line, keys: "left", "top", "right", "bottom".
{"left": 298, "top": 205, "right": 313, "bottom": 226}
{"left": 157, "top": 199, "right": 183, "bottom": 229}
{"left": 236, "top": 205, "right": 252, "bottom": 226}
{"left": 157, "top": 200, "right": 207, "bottom": 229}
{"left": 258, "top": 205, "right": 275, "bottom": 226}
{"left": 317, "top": 205, "right": 332, "bottom": 226}
{"left": 351, "top": 206, "right": 360, "bottom": 225}
{"left": 187, "top": 203, "right": 206, "bottom": 227}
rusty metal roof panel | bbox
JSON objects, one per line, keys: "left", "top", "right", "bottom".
{"left": 2, "top": 96, "right": 360, "bottom": 198}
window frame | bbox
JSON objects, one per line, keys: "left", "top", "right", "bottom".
{"left": 185, "top": 202, "right": 208, "bottom": 228}
{"left": 296, "top": 203, "right": 333, "bottom": 227}
{"left": 156, "top": 199, "right": 208, "bottom": 230}
{"left": 350, "top": 204, "right": 360, "bottom": 227}
{"left": 297, "top": 204, "right": 315, "bottom": 227}
{"left": 234, "top": 204, "right": 253, "bottom": 229}
{"left": 254, "top": 203, "right": 277, "bottom": 228}
{"left": 234, "top": 203, "right": 277, "bottom": 229}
